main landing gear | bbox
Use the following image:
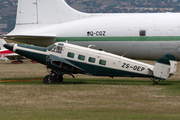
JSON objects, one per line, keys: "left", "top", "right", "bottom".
{"left": 43, "top": 74, "right": 63, "bottom": 84}
{"left": 43, "top": 68, "right": 63, "bottom": 84}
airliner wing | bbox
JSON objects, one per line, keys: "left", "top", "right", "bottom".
{"left": 3, "top": 34, "right": 57, "bottom": 47}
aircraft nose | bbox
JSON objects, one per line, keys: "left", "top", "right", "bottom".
{"left": 4, "top": 43, "right": 15, "bottom": 51}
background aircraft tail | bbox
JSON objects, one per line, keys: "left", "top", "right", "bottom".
{"left": 0, "top": 39, "right": 7, "bottom": 50}
{"left": 16, "top": 0, "right": 89, "bottom": 25}
{"left": 4, "top": 0, "right": 90, "bottom": 46}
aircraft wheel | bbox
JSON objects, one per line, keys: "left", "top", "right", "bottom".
{"left": 43, "top": 75, "right": 55, "bottom": 84}
{"left": 153, "top": 82, "right": 158, "bottom": 85}
{"left": 58, "top": 75, "right": 63, "bottom": 82}
{"left": 53, "top": 74, "right": 63, "bottom": 83}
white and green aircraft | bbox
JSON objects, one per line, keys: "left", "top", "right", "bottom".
{"left": 3, "top": 0, "right": 180, "bottom": 60}
{"left": 4, "top": 42, "right": 177, "bottom": 84}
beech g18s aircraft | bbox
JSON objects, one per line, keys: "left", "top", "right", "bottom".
{"left": 4, "top": 42, "right": 177, "bottom": 84}
{"left": 3, "top": 0, "right": 180, "bottom": 60}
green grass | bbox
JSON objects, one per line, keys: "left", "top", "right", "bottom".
{"left": 0, "top": 78, "right": 180, "bottom": 120}
{"left": 0, "top": 60, "right": 180, "bottom": 120}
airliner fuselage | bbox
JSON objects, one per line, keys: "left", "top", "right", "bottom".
{"left": 5, "top": 0, "right": 180, "bottom": 60}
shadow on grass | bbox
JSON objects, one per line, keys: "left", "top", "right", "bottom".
{"left": 62, "top": 78, "right": 180, "bottom": 86}
{"left": 1, "top": 78, "right": 180, "bottom": 86}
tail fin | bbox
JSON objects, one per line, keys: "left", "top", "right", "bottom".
{"left": 164, "top": 54, "right": 177, "bottom": 76}
{"left": 16, "top": 0, "right": 89, "bottom": 24}
{"left": 0, "top": 39, "right": 7, "bottom": 50}
{"left": 153, "top": 54, "right": 177, "bottom": 80}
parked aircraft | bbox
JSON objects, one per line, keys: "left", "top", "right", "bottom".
{"left": 0, "top": 39, "right": 24, "bottom": 63}
{"left": 3, "top": 0, "right": 180, "bottom": 60}
{"left": 4, "top": 42, "right": 177, "bottom": 84}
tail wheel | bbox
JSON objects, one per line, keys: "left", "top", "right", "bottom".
{"left": 43, "top": 75, "right": 55, "bottom": 84}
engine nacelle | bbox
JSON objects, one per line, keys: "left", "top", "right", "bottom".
{"left": 46, "top": 54, "right": 86, "bottom": 74}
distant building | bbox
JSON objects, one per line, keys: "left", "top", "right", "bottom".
{"left": 172, "top": 0, "right": 178, "bottom": 2}
{"left": 0, "top": 24, "right": 7, "bottom": 29}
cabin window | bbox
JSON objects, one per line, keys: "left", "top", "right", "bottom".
{"left": 139, "top": 30, "right": 146, "bottom": 36}
{"left": 67, "top": 52, "right": 75, "bottom": 58}
{"left": 88, "top": 57, "right": 96, "bottom": 63}
{"left": 99, "top": 59, "right": 106, "bottom": 65}
{"left": 78, "top": 55, "right": 85, "bottom": 61}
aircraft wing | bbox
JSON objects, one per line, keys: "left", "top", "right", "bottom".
{"left": 3, "top": 34, "right": 56, "bottom": 47}
{"left": 48, "top": 54, "right": 86, "bottom": 74}
{"left": 5, "top": 53, "right": 25, "bottom": 60}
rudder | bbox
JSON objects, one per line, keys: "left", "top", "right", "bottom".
{"left": 153, "top": 54, "right": 177, "bottom": 80}
{"left": 16, "top": 0, "right": 90, "bottom": 25}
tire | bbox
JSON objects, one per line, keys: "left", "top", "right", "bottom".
{"left": 43, "top": 75, "right": 55, "bottom": 84}
{"left": 58, "top": 75, "right": 63, "bottom": 82}
{"left": 53, "top": 74, "right": 63, "bottom": 83}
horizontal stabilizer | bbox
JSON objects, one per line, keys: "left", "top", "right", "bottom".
{"left": 4, "top": 34, "right": 56, "bottom": 47}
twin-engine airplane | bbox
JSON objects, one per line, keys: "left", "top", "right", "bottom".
{"left": 4, "top": 42, "right": 177, "bottom": 84}
{"left": 3, "top": 0, "right": 180, "bottom": 60}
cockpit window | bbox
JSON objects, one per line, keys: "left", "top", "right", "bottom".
{"left": 51, "top": 46, "right": 63, "bottom": 53}
{"left": 55, "top": 46, "right": 62, "bottom": 53}
{"left": 58, "top": 43, "right": 64, "bottom": 46}
{"left": 47, "top": 44, "right": 56, "bottom": 51}
{"left": 47, "top": 44, "right": 63, "bottom": 53}
{"left": 51, "top": 46, "right": 56, "bottom": 52}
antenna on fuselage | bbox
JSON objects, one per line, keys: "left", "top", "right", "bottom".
{"left": 121, "top": 51, "right": 129, "bottom": 57}
{"left": 88, "top": 44, "right": 96, "bottom": 48}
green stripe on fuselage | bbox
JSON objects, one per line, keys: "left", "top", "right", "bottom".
{"left": 56, "top": 36, "right": 180, "bottom": 42}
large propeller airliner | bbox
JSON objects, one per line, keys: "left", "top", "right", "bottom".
{"left": 3, "top": 0, "right": 180, "bottom": 60}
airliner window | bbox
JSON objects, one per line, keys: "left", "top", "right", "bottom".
{"left": 67, "top": 52, "right": 75, "bottom": 58}
{"left": 88, "top": 57, "right": 96, "bottom": 63}
{"left": 99, "top": 59, "right": 106, "bottom": 65}
{"left": 139, "top": 30, "right": 146, "bottom": 36}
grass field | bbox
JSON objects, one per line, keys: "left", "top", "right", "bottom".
{"left": 0, "top": 60, "right": 180, "bottom": 120}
